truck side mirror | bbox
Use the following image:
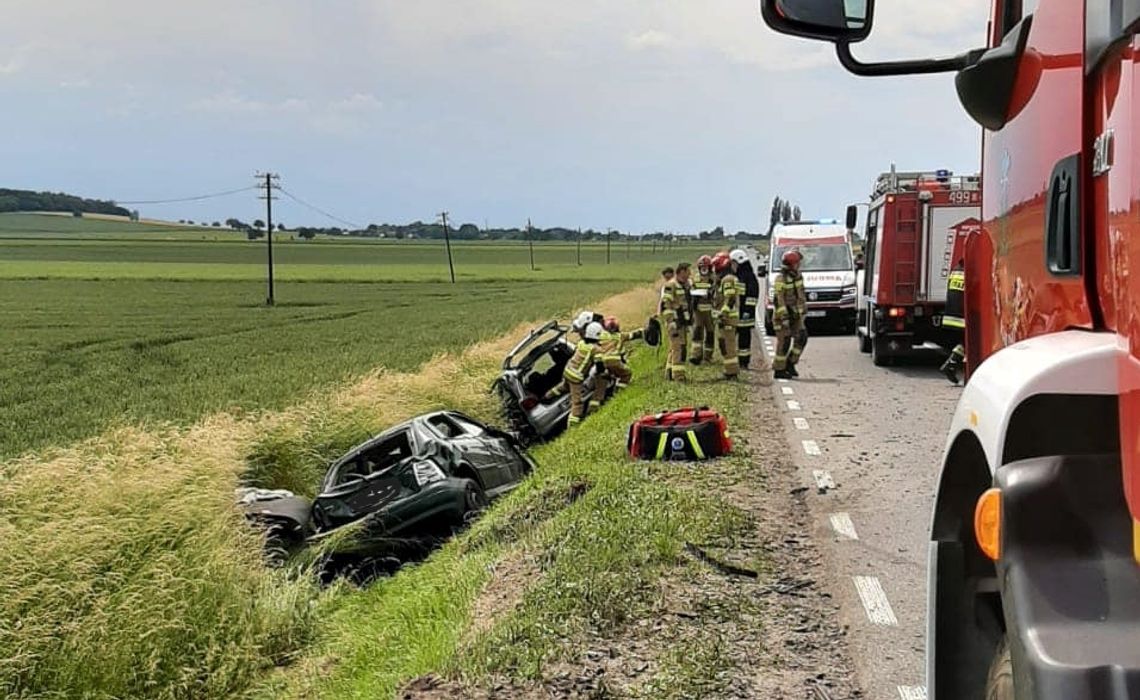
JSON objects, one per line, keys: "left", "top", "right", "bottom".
{"left": 846, "top": 204, "right": 859, "bottom": 230}
{"left": 759, "top": 0, "right": 874, "bottom": 43}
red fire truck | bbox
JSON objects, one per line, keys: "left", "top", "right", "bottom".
{"left": 763, "top": 1, "right": 1140, "bottom": 698}
{"left": 857, "top": 168, "right": 981, "bottom": 365}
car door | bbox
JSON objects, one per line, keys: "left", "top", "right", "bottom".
{"left": 311, "top": 432, "right": 413, "bottom": 531}
{"left": 424, "top": 413, "right": 505, "bottom": 490}
{"left": 449, "top": 412, "right": 529, "bottom": 487}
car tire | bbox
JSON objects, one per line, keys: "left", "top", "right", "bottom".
{"left": 984, "top": 637, "right": 1014, "bottom": 700}
{"left": 461, "top": 479, "right": 489, "bottom": 524}
{"left": 871, "top": 335, "right": 892, "bottom": 367}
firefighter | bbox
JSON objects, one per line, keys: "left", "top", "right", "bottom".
{"left": 713, "top": 253, "right": 742, "bottom": 379}
{"left": 657, "top": 267, "right": 675, "bottom": 315}
{"left": 661, "top": 262, "right": 693, "bottom": 381}
{"left": 940, "top": 259, "right": 966, "bottom": 385}
{"left": 592, "top": 316, "right": 644, "bottom": 406}
{"left": 730, "top": 249, "right": 760, "bottom": 369}
{"left": 571, "top": 310, "right": 604, "bottom": 339}
{"left": 689, "top": 255, "right": 718, "bottom": 365}
{"left": 563, "top": 321, "right": 603, "bottom": 425}
{"left": 772, "top": 250, "right": 808, "bottom": 380}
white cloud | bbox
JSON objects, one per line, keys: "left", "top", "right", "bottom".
{"left": 626, "top": 30, "right": 677, "bottom": 51}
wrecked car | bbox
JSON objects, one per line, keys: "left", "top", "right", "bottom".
{"left": 492, "top": 320, "right": 614, "bottom": 443}
{"left": 238, "top": 410, "right": 535, "bottom": 570}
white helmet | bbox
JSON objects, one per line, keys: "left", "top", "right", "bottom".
{"left": 730, "top": 249, "right": 749, "bottom": 265}
{"left": 573, "top": 311, "right": 595, "bottom": 332}
{"left": 584, "top": 322, "right": 604, "bottom": 341}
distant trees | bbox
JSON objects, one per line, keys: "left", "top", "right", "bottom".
{"left": 253, "top": 219, "right": 265, "bottom": 231}
{"left": 0, "top": 188, "right": 130, "bottom": 217}
{"left": 769, "top": 196, "right": 804, "bottom": 234}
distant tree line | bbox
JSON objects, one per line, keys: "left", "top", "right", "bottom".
{"left": 768, "top": 196, "right": 803, "bottom": 234}
{"left": 0, "top": 188, "right": 131, "bottom": 217}
{"left": 284, "top": 222, "right": 765, "bottom": 242}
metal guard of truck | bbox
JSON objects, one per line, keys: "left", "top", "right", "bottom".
{"left": 761, "top": 0, "right": 1140, "bottom": 698}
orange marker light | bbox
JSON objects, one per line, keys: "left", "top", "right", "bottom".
{"left": 975, "top": 488, "right": 1002, "bottom": 561}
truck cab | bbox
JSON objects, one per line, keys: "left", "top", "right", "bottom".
{"left": 761, "top": 1, "right": 1140, "bottom": 698}
{"left": 857, "top": 168, "right": 981, "bottom": 365}
{"left": 765, "top": 220, "right": 858, "bottom": 335}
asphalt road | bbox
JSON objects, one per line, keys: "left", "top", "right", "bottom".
{"left": 759, "top": 327, "right": 962, "bottom": 700}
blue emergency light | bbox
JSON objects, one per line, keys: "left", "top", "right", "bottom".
{"left": 935, "top": 169, "right": 952, "bottom": 181}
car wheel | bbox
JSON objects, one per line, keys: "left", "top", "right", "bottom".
{"left": 984, "top": 637, "right": 1014, "bottom": 700}
{"left": 461, "top": 480, "right": 490, "bottom": 524}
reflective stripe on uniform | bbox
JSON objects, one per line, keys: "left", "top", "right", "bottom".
{"left": 943, "top": 316, "right": 965, "bottom": 329}
{"left": 686, "top": 430, "right": 705, "bottom": 459}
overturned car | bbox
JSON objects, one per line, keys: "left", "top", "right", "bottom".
{"left": 238, "top": 410, "right": 534, "bottom": 571}
{"left": 492, "top": 320, "right": 615, "bottom": 443}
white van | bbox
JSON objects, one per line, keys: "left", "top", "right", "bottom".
{"left": 765, "top": 220, "right": 858, "bottom": 335}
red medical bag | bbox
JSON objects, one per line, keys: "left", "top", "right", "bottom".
{"left": 627, "top": 407, "right": 732, "bottom": 461}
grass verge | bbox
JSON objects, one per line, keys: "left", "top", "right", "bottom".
{"left": 260, "top": 335, "right": 756, "bottom": 698}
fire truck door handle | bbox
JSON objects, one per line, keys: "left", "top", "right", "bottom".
{"left": 1044, "top": 154, "right": 1081, "bottom": 276}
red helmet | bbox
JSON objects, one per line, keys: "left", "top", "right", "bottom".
{"left": 782, "top": 250, "right": 803, "bottom": 266}
{"left": 697, "top": 254, "right": 713, "bottom": 271}
{"left": 712, "top": 253, "right": 731, "bottom": 273}
{"left": 604, "top": 316, "right": 620, "bottom": 332}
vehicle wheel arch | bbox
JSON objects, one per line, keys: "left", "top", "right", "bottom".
{"left": 452, "top": 462, "right": 484, "bottom": 490}
{"left": 929, "top": 429, "right": 1003, "bottom": 700}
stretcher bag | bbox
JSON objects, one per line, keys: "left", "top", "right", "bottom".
{"left": 627, "top": 407, "right": 732, "bottom": 461}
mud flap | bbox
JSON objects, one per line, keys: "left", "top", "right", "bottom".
{"left": 996, "top": 454, "right": 1140, "bottom": 698}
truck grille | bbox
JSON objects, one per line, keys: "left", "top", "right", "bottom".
{"left": 806, "top": 290, "right": 844, "bottom": 303}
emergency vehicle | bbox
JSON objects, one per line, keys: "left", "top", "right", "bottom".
{"left": 857, "top": 168, "right": 981, "bottom": 365}
{"left": 763, "top": 1, "right": 1140, "bottom": 697}
{"left": 764, "top": 220, "right": 857, "bottom": 335}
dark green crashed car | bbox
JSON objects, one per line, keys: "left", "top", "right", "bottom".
{"left": 238, "top": 411, "right": 535, "bottom": 566}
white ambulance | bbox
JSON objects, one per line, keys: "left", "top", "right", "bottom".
{"left": 764, "top": 220, "right": 858, "bottom": 335}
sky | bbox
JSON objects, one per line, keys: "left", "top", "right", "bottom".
{"left": 0, "top": 0, "right": 988, "bottom": 234}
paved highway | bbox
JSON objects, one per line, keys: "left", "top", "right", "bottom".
{"left": 759, "top": 326, "right": 961, "bottom": 700}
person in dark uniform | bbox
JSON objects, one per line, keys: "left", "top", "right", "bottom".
{"left": 729, "top": 249, "right": 761, "bottom": 369}
{"left": 940, "top": 259, "right": 966, "bottom": 384}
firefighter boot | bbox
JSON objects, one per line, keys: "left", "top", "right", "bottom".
{"left": 787, "top": 364, "right": 800, "bottom": 379}
{"left": 941, "top": 345, "right": 965, "bottom": 385}
{"left": 773, "top": 369, "right": 792, "bottom": 380}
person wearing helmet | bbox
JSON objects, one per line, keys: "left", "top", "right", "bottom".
{"left": 562, "top": 321, "right": 604, "bottom": 425}
{"left": 730, "top": 249, "right": 761, "bottom": 369}
{"left": 772, "top": 250, "right": 808, "bottom": 379}
{"left": 712, "top": 253, "right": 742, "bottom": 379}
{"left": 592, "top": 316, "right": 645, "bottom": 406}
{"left": 689, "top": 255, "right": 718, "bottom": 366}
{"left": 571, "top": 310, "right": 605, "bottom": 339}
{"left": 660, "top": 262, "right": 693, "bottom": 381}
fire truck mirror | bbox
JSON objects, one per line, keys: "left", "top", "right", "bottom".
{"left": 846, "top": 204, "right": 859, "bottom": 230}
{"left": 761, "top": 0, "right": 873, "bottom": 43}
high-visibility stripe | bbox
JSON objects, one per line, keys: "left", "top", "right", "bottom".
{"left": 686, "top": 430, "right": 706, "bottom": 460}
{"left": 655, "top": 433, "right": 669, "bottom": 459}
{"left": 943, "top": 316, "right": 965, "bottom": 329}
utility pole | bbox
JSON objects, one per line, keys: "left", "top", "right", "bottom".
{"left": 527, "top": 218, "right": 536, "bottom": 271}
{"left": 626, "top": 234, "right": 631, "bottom": 259}
{"left": 606, "top": 231, "right": 612, "bottom": 265}
{"left": 438, "top": 211, "right": 456, "bottom": 284}
{"left": 256, "top": 172, "right": 280, "bottom": 306}
{"left": 577, "top": 228, "right": 582, "bottom": 266}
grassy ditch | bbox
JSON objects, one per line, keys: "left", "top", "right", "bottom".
{"left": 0, "top": 288, "right": 656, "bottom": 700}
{"left": 260, "top": 341, "right": 755, "bottom": 698}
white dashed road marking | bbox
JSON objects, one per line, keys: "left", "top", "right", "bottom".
{"left": 781, "top": 386, "right": 795, "bottom": 395}
{"left": 829, "top": 513, "right": 859, "bottom": 540}
{"left": 853, "top": 576, "right": 899, "bottom": 626}
{"left": 812, "top": 469, "right": 836, "bottom": 491}
{"left": 777, "top": 378, "right": 789, "bottom": 383}
{"left": 802, "top": 440, "right": 821, "bottom": 456}
{"left": 786, "top": 400, "right": 801, "bottom": 411}
{"left": 898, "top": 686, "right": 928, "bottom": 700}
{"left": 793, "top": 417, "right": 810, "bottom": 430}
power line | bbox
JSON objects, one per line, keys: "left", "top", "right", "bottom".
{"left": 116, "top": 186, "right": 258, "bottom": 205}
{"left": 277, "top": 187, "right": 363, "bottom": 230}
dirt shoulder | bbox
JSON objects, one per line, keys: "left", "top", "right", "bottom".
{"left": 401, "top": 369, "right": 860, "bottom": 700}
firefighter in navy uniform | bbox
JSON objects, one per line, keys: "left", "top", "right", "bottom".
{"left": 940, "top": 260, "right": 966, "bottom": 385}
{"left": 730, "top": 249, "right": 760, "bottom": 369}
{"left": 772, "top": 250, "right": 808, "bottom": 380}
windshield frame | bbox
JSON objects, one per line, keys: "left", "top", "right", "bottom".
{"left": 771, "top": 243, "right": 854, "bottom": 273}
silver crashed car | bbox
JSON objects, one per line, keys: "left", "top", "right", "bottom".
{"left": 492, "top": 321, "right": 613, "bottom": 443}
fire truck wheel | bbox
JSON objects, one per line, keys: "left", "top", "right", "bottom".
{"left": 871, "top": 335, "right": 892, "bottom": 366}
{"left": 984, "top": 637, "right": 1014, "bottom": 699}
